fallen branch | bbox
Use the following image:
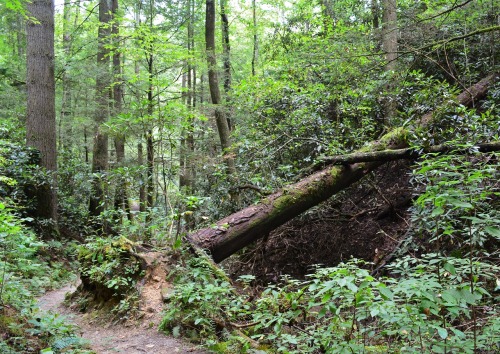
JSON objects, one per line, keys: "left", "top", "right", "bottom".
{"left": 320, "top": 141, "right": 500, "bottom": 165}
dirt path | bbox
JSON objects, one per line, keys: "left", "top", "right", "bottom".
{"left": 37, "top": 284, "right": 208, "bottom": 354}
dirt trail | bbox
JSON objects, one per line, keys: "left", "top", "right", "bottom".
{"left": 37, "top": 283, "right": 208, "bottom": 354}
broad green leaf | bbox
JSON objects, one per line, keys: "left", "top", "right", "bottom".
{"left": 448, "top": 198, "right": 473, "bottom": 209}
{"left": 485, "top": 226, "right": 500, "bottom": 238}
{"left": 378, "top": 286, "right": 393, "bottom": 300}
{"left": 431, "top": 207, "right": 444, "bottom": 216}
{"left": 443, "top": 262, "right": 456, "bottom": 275}
{"left": 437, "top": 327, "right": 448, "bottom": 339}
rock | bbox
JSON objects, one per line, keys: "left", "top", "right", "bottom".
{"left": 161, "top": 286, "right": 174, "bottom": 302}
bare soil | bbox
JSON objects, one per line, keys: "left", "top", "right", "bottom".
{"left": 37, "top": 282, "right": 208, "bottom": 354}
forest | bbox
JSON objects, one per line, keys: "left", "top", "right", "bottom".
{"left": 0, "top": 0, "right": 499, "bottom": 352}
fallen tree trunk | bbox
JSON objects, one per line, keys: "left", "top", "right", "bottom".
{"left": 320, "top": 141, "right": 500, "bottom": 165}
{"left": 188, "top": 73, "right": 498, "bottom": 263}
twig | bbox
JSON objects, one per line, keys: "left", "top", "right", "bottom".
{"left": 416, "top": 0, "right": 476, "bottom": 24}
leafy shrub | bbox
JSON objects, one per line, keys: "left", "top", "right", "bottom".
{"left": 0, "top": 140, "right": 42, "bottom": 215}
{"left": 160, "top": 253, "right": 254, "bottom": 352}
{"left": 77, "top": 236, "right": 143, "bottom": 314}
{"left": 0, "top": 201, "right": 86, "bottom": 352}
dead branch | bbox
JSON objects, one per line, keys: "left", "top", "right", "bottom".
{"left": 320, "top": 141, "right": 500, "bottom": 165}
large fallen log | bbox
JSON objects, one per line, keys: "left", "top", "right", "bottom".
{"left": 188, "top": 73, "right": 498, "bottom": 263}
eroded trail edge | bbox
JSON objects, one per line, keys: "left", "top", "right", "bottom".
{"left": 37, "top": 283, "right": 206, "bottom": 354}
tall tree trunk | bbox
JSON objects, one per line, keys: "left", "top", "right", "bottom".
{"left": 381, "top": 0, "right": 398, "bottom": 124}
{"left": 146, "top": 130, "right": 154, "bottom": 210}
{"left": 187, "top": 74, "right": 498, "bottom": 262}
{"left": 371, "top": 0, "right": 380, "bottom": 52}
{"left": 251, "top": 0, "right": 258, "bottom": 76}
{"left": 89, "top": 0, "right": 112, "bottom": 217}
{"left": 84, "top": 126, "right": 89, "bottom": 163}
{"left": 180, "top": 0, "right": 195, "bottom": 195}
{"left": 59, "top": 0, "right": 72, "bottom": 151}
{"left": 138, "top": 141, "right": 146, "bottom": 212}
{"left": 200, "top": 73, "right": 205, "bottom": 105}
{"left": 180, "top": 72, "right": 188, "bottom": 190}
{"left": 26, "top": 0, "right": 58, "bottom": 227}
{"left": 205, "top": 0, "right": 235, "bottom": 175}
{"left": 145, "top": 0, "right": 155, "bottom": 215}
{"left": 382, "top": 0, "right": 397, "bottom": 71}
{"left": 180, "top": 0, "right": 197, "bottom": 229}
{"left": 220, "top": 0, "right": 232, "bottom": 131}
{"left": 111, "top": 0, "right": 130, "bottom": 220}
{"left": 133, "top": 0, "right": 145, "bottom": 214}
{"left": 146, "top": 54, "right": 154, "bottom": 212}
{"left": 371, "top": 0, "right": 379, "bottom": 29}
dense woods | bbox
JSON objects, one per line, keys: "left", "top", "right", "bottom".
{"left": 0, "top": 0, "right": 499, "bottom": 353}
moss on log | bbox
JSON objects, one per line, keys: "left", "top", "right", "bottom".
{"left": 321, "top": 141, "right": 500, "bottom": 165}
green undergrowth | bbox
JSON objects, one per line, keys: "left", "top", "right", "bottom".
{"left": 76, "top": 236, "right": 144, "bottom": 319}
{"left": 0, "top": 201, "right": 90, "bottom": 353}
{"left": 0, "top": 141, "right": 90, "bottom": 353}
{"left": 161, "top": 152, "right": 500, "bottom": 353}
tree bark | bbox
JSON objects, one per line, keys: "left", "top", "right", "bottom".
{"left": 251, "top": 0, "right": 258, "bottom": 76}
{"left": 220, "top": 0, "right": 232, "bottom": 131}
{"left": 205, "top": 0, "right": 236, "bottom": 175}
{"left": 180, "top": 0, "right": 195, "bottom": 195}
{"left": 371, "top": 0, "right": 379, "bottom": 29}
{"left": 179, "top": 0, "right": 196, "bottom": 230}
{"left": 381, "top": 0, "right": 398, "bottom": 124}
{"left": 180, "top": 72, "right": 188, "bottom": 190}
{"left": 111, "top": 0, "right": 130, "bottom": 220}
{"left": 319, "top": 142, "right": 500, "bottom": 165}
{"left": 145, "top": 0, "right": 155, "bottom": 213}
{"left": 89, "top": 0, "right": 112, "bottom": 217}
{"left": 138, "top": 141, "right": 146, "bottom": 212}
{"left": 59, "top": 0, "right": 73, "bottom": 150}
{"left": 187, "top": 73, "right": 498, "bottom": 262}
{"left": 320, "top": 0, "right": 334, "bottom": 36}
{"left": 26, "top": 0, "right": 58, "bottom": 225}
{"left": 146, "top": 79, "right": 155, "bottom": 210}
{"left": 382, "top": 0, "right": 397, "bottom": 71}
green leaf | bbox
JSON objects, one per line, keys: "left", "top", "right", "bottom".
{"left": 460, "top": 289, "right": 481, "bottom": 305}
{"left": 441, "top": 289, "right": 460, "bottom": 305}
{"left": 437, "top": 327, "right": 448, "bottom": 339}
{"left": 448, "top": 198, "right": 473, "bottom": 209}
{"left": 431, "top": 207, "right": 444, "bottom": 216}
{"left": 346, "top": 281, "right": 358, "bottom": 292}
{"left": 443, "top": 262, "right": 456, "bottom": 276}
{"left": 485, "top": 226, "right": 500, "bottom": 238}
{"left": 378, "top": 286, "right": 393, "bottom": 300}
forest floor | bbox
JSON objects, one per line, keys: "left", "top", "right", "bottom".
{"left": 35, "top": 161, "right": 413, "bottom": 353}
{"left": 37, "top": 282, "right": 208, "bottom": 354}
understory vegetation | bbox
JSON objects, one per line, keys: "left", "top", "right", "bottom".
{"left": 0, "top": 0, "right": 499, "bottom": 353}
{"left": 159, "top": 151, "right": 500, "bottom": 354}
{"left": 0, "top": 143, "right": 90, "bottom": 353}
